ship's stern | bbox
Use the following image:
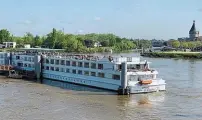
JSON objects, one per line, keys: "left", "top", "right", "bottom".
{"left": 128, "top": 79, "right": 166, "bottom": 94}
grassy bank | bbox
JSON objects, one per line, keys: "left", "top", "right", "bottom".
{"left": 141, "top": 51, "right": 202, "bottom": 59}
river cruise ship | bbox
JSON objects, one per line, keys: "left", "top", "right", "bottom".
{"left": 0, "top": 48, "right": 166, "bottom": 94}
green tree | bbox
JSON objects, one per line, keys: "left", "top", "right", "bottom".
{"left": 195, "top": 41, "right": 202, "bottom": 48}
{"left": 187, "top": 42, "right": 195, "bottom": 49}
{"left": 136, "top": 40, "right": 152, "bottom": 49}
{"left": 23, "top": 32, "right": 34, "bottom": 46}
{"left": 0, "top": 29, "right": 11, "bottom": 43}
{"left": 34, "top": 35, "right": 43, "bottom": 47}
{"left": 100, "top": 41, "right": 109, "bottom": 47}
{"left": 181, "top": 42, "right": 188, "bottom": 48}
{"left": 62, "top": 35, "right": 78, "bottom": 52}
{"left": 44, "top": 28, "right": 58, "bottom": 48}
{"left": 171, "top": 40, "right": 180, "bottom": 48}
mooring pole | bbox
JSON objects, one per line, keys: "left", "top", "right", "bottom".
{"left": 34, "top": 55, "right": 42, "bottom": 83}
{"left": 118, "top": 62, "right": 130, "bottom": 95}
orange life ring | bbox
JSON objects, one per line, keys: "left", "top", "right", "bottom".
{"left": 139, "top": 80, "right": 152, "bottom": 84}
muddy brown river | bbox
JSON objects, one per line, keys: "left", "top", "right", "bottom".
{"left": 0, "top": 56, "right": 202, "bottom": 120}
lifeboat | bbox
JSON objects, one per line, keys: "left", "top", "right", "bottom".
{"left": 139, "top": 80, "right": 152, "bottom": 84}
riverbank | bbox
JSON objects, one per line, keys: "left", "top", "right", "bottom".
{"left": 141, "top": 51, "right": 202, "bottom": 59}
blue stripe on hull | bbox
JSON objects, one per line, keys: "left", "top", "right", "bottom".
{"left": 43, "top": 73, "right": 120, "bottom": 91}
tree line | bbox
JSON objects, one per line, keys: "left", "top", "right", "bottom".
{"left": 169, "top": 40, "right": 202, "bottom": 50}
{"left": 0, "top": 28, "right": 152, "bottom": 53}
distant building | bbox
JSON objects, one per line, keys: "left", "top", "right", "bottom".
{"left": 3, "top": 42, "right": 16, "bottom": 48}
{"left": 198, "top": 36, "right": 202, "bottom": 41}
{"left": 24, "top": 44, "right": 31, "bottom": 48}
{"left": 94, "top": 42, "right": 102, "bottom": 47}
{"left": 177, "top": 37, "right": 190, "bottom": 41}
{"left": 84, "top": 40, "right": 102, "bottom": 48}
{"left": 177, "top": 20, "right": 202, "bottom": 41}
{"left": 189, "top": 20, "right": 199, "bottom": 40}
{"left": 0, "top": 44, "right": 5, "bottom": 48}
{"left": 151, "top": 39, "right": 165, "bottom": 47}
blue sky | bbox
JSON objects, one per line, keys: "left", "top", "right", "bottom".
{"left": 0, "top": 0, "right": 202, "bottom": 39}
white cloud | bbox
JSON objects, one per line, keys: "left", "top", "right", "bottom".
{"left": 77, "top": 30, "right": 83, "bottom": 33}
{"left": 24, "top": 20, "right": 32, "bottom": 24}
{"left": 94, "top": 16, "right": 101, "bottom": 21}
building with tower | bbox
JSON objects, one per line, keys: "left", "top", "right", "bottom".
{"left": 178, "top": 20, "right": 202, "bottom": 41}
{"left": 189, "top": 20, "right": 199, "bottom": 40}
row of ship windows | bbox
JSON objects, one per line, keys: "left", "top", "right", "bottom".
{"left": 42, "top": 66, "right": 120, "bottom": 80}
{"left": 44, "top": 59, "right": 103, "bottom": 69}
{"left": 16, "top": 63, "right": 35, "bottom": 68}
{"left": 16, "top": 56, "right": 34, "bottom": 62}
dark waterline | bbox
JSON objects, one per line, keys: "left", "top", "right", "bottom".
{"left": 0, "top": 53, "right": 202, "bottom": 120}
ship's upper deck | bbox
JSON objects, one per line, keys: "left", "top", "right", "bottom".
{"left": 5, "top": 48, "right": 146, "bottom": 64}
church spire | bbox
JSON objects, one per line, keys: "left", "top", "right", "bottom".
{"left": 189, "top": 20, "right": 196, "bottom": 34}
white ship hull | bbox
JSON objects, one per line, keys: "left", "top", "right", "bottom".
{"left": 130, "top": 83, "right": 166, "bottom": 93}
{"left": 43, "top": 71, "right": 165, "bottom": 94}
{"left": 43, "top": 71, "right": 121, "bottom": 91}
{"left": 129, "top": 79, "right": 166, "bottom": 93}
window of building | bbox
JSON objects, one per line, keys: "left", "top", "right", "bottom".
{"left": 46, "top": 59, "right": 49, "bottom": 64}
{"left": 127, "top": 57, "right": 132, "bottom": 62}
{"left": 98, "top": 64, "right": 103, "bottom": 69}
{"left": 60, "top": 68, "right": 64, "bottom": 72}
{"left": 24, "top": 63, "right": 27, "bottom": 67}
{"left": 51, "top": 67, "right": 54, "bottom": 71}
{"left": 72, "top": 61, "right": 76, "bottom": 66}
{"left": 118, "top": 65, "right": 122, "bottom": 70}
{"left": 24, "top": 57, "right": 27, "bottom": 61}
{"left": 91, "top": 72, "right": 96, "bottom": 76}
{"left": 91, "top": 63, "right": 96, "bottom": 69}
{"left": 17, "top": 63, "right": 23, "bottom": 67}
{"left": 113, "top": 75, "right": 120, "bottom": 80}
{"left": 55, "top": 67, "right": 59, "bottom": 71}
{"left": 28, "top": 64, "right": 31, "bottom": 67}
{"left": 16, "top": 56, "right": 20, "bottom": 60}
{"left": 98, "top": 72, "right": 105, "bottom": 78}
{"left": 84, "top": 62, "right": 89, "bottom": 68}
{"left": 127, "top": 64, "right": 136, "bottom": 69}
{"left": 66, "top": 68, "right": 70, "bottom": 73}
{"left": 136, "top": 64, "right": 140, "bottom": 69}
{"left": 51, "top": 59, "right": 54, "bottom": 64}
{"left": 56, "top": 60, "right": 59, "bottom": 65}
{"left": 72, "top": 69, "right": 76, "bottom": 74}
{"left": 46, "top": 66, "right": 49, "bottom": 70}
{"left": 28, "top": 57, "right": 31, "bottom": 62}
{"left": 66, "top": 61, "right": 70, "bottom": 66}
{"left": 61, "top": 60, "right": 65, "bottom": 65}
{"left": 78, "top": 62, "right": 83, "bottom": 67}
{"left": 78, "top": 70, "right": 82, "bottom": 75}
{"left": 84, "top": 71, "right": 89, "bottom": 76}
{"left": 42, "top": 66, "right": 44, "bottom": 70}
